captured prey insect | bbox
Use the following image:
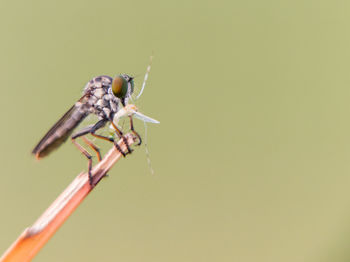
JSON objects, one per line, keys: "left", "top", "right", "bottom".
{"left": 111, "top": 104, "right": 160, "bottom": 174}
{"left": 32, "top": 67, "right": 154, "bottom": 185}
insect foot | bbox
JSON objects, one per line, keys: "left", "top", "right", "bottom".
{"left": 132, "top": 130, "right": 142, "bottom": 146}
{"left": 122, "top": 135, "right": 133, "bottom": 154}
{"left": 114, "top": 142, "right": 127, "bottom": 157}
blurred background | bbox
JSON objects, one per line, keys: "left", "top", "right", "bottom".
{"left": 1, "top": 0, "right": 350, "bottom": 261}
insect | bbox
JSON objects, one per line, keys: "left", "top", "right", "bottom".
{"left": 32, "top": 74, "right": 142, "bottom": 184}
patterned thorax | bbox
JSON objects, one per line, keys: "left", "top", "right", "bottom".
{"left": 82, "top": 75, "right": 120, "bottom": 120}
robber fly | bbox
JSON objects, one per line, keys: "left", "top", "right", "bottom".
{"left": 32, "top": 74, "right": 141, "bottom": 184}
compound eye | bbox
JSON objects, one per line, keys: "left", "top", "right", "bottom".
{"left": 112, "top": 76, "right": 124, "bottom": 98}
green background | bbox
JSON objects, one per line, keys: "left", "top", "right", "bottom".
{"left": 1, "top": 0, "right": 350, "bottom": 261}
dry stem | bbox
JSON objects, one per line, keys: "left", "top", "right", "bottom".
{"left": 0, "top": 133, "right": 136, "bottom": 262}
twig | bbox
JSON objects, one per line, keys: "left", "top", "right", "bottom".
{"left": 0, "top": 133, "right": 136, "bottom": 262}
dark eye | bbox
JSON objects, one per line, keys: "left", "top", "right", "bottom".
{"left": 112, "top": 76, "right": 127, "bottom": 98}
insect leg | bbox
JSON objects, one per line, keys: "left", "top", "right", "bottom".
{"left": 90, "top": 132, "right": 127, "bottom": 157}
{"left": 110, "top": 119, "right": 133, "bottom": 154}
{"left": 85, "top": 119, "right": 129, "bottom": 157}
{"left": 82, "top": 136, "right": 102, "bottom": 161}
{"left": 72, "top": 124, "right": 103, "bottom": 161}
{"left": 71, "top": 137, "right": 93, "bottom": 185}
{"left": 71, "top": 121, "right": 108, "bottom": 184}
{"left": 129, "top": 116, "right": 142, "bottom": 146}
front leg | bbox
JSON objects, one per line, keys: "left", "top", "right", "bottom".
{"left": 109, "top": 118, "right": 133, "bottom": 154}
{"left": 129, "top": 115, "right": 142, "bottom": 146}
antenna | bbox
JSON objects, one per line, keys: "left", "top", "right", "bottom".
{"left": 143, "top": 121, "right": 155, "bottom": 175}
{"left": 136, "top": 54, "right": 153, "bottom": 100}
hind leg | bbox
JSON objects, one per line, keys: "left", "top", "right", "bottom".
{"left": 71, "top": 137, "right": 94, "bottom": 185}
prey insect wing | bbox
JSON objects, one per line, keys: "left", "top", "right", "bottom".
{"left": 32, "top": 95, "right": 91, "bottom": 159}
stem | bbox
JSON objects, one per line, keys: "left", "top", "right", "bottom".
{"left": 0, "top": 133, "right": 136, "bottom": 262}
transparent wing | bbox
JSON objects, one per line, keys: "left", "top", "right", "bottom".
{"left": 133, "top": 112, "right": 160, "bottom": 124}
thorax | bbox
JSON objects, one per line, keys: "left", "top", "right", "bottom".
{"left": 83, "top": 75, "right": 120, "bottom": 119}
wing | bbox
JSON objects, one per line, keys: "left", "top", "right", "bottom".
{"left": 32, "top": 95, "right": 91, "bottom": 159}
